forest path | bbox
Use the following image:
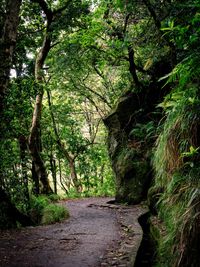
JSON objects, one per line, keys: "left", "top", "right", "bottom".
{"left": 0, "top": 197, "right": 146, "bottom": 267}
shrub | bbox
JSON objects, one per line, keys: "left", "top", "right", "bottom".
{"left": 47, "top": 194, "right": 61, "bottom": 202}
{"left": 29, "top": 195, "right": 50, "bottom": 224}
{"left": 29, "top": 195, "right": 69, "bottom": 225}
{"left": 41, "top": 204, "right": 69, "bottom": 225}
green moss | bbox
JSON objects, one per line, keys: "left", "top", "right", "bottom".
{"left": 105, "top": 92, "right": 155, "bottom": 204}
{"left": 114, "top": 147, "right": 150, "bottom": 203}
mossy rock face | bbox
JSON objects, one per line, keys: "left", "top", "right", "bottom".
{"left": 114, "top": 148, "right": 150, "bottom": 204}
{"left": 104, "top": 93, "right": 152, "bottom": 204}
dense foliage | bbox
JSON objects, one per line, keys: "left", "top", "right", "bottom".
{"left": 1, "top": 0, "right": 200, "bottom": 266}
{"left": 150, "top": 2, "right": 200, "bottom": 266}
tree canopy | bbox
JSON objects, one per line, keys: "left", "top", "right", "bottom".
{"left": 1, "top": 1, "right": 200, "bottom": 266}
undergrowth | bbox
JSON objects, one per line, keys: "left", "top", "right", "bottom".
{"left": 151, "top": 86, "right": 200, "bottom": 267}
{"left": 29, "top": 195, "right": 69, "bottom": 225}
{"left": 65, "top": 180, "right": 115, "bottom": 199}
{"left": 41, "top": 203, "right": 69, "bottom": 225}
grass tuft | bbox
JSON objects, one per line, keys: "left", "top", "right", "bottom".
{"left": 151, "top": 86, "right": 200, "bottom": 266}
{"left": 29, "top": 195, "right": 69, "bottom": 225}
{"left": 41, "top": 203, "right": 69, "bottom": 225}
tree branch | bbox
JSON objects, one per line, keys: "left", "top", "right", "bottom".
{"left": 128, "top": 46, "right": 141, "bottom": 89}
{"left": 142, "top": 0, "right": 176, "bottom": 66}
{"left": 31, "top": 0, "right": 53, "bottom": 22}
{"left": 70, "top": 79, "right": 106, "bottom": 118}
{"left": 52, "top": 0, "right": 73, "bottom": 16}
{"left": 81, "top": 80, "right": 112, "bottom": 108}
{"left": 142, "top": 0, "right": 161, "bottom": 30}
{"left": 46, "top": 89, "right": 74, "bottom": 161}
{"left": 123, "top": 13, "right": 131, "bottom": 36}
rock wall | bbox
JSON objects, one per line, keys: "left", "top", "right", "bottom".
{"left": 104, "top": 92, "right": 152, "bottom": 204}
{"left": 103, "top": 59, "right": 171, "bottom": 204}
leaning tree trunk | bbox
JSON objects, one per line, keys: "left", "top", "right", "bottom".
{"left": 28, "top": 23, "right": 53, "bottom": 194}
{"left": 29, "top": 0, "right": 75, "bottom": 194}
{"left": 58, "top": 158, "right": 69, "bottom": 194}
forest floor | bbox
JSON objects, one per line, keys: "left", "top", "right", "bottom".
{"left": 0, "top": 197, "right": 146, "bottom": 267}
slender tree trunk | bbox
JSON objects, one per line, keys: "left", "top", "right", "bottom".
{"left": 47, "top": 90, "right": 82, "bottom": 192}
{"left": 49, "top": 153, "right": 57, "bottom": 194}
{"left": 58, "top": 158, "right": 69, "bottom": 194}
{"left": 69, "top": 158, "right": 82, "bottom": 192}
{"left": 31, "top": 161, "right": 40, "bottom": 195}
{"left": 99, "top": 164, "right": 105, "bottom": 185}
{"left": 127, "top": 46, "right": 141, "bottom": 90}
{"left": 28, "top": 19, "right": 53, "bottom": 194}
{"left": 18, "top": 135, "right": 29, "bottom": 203}
{"left": 142, "top": 0, "right": 176, "bottom": 66}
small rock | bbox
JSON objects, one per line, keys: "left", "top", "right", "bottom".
{"left": 101, "top": 263, "right": 108, "bottom": 266}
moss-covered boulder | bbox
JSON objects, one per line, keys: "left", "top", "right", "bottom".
{"left": 114, "top": 148, "right": 150, "bottom": 203}
{"left": 104, "top": 92, "right": 153, "bottom": 204}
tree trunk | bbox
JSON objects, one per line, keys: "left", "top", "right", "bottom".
{"left": 69, "top": 158, "right": 82, "bottom": 192}
{"left": 31, "top": 161, "right": 40, "bottom": 195}
{"left": 28, "top": 12, "right": 53, "bottom": 194}
{"left": 127, "top": 45, "right": 141, "bottom": 90}
{"left": 0, "top": 0, "right": 22, "bottom": 116}
{"left": 49, "top": 154, "right": 57, "bottom": 194}
{"left": 0, "top": 0, "right": 29, "bottom": 229}
{"left": 18, "top": 135, "right": 29, "bottom": 203}
{"left": 0, "top": 187, "right": 32, "bottom": 229}
{"left": 99, "top": 164, "right": 105, "bottom": 185}
{"left": 58, "top": 158, "right": 69, "bottom": 194}
{"left": 47, "top": 90, "right": 82, "bottom": 193}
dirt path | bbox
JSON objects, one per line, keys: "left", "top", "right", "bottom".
{"left": 0, "top": 197, "right": 146, "bottom": 267}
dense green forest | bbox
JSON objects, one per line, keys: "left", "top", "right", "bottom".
{"left": 1, "top": 0, "right": 200, "bottom": 266}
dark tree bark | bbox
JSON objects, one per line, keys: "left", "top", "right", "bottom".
{"left": 49, "top": 154, "right": 57, "bottom": 194}
{"left": 0, "top": 188, "right": 32, "bottom": 229}
{"left": 142, "top": 0, "right": 177, "bottom": 66}
{"left": 0, "top": 0, "right": 22, "bottom": 115}
{"left": 29, "top": 44, "right": 53, "bottom": 193}
{"left": 142, "top": 0, "right": 161, "bottom": 29}
{"left": 128, "top": 46, "right": 141, "bottom": 90}
{"left": 0, "top": 0, "right": 32, "bottom": 229}
{"left": 31, "top": 161, "right": 40, "bottom": 195}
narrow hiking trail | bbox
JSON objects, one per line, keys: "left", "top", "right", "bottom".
{"left": 0, "top": 198, "right": 146, "bottom": 267}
